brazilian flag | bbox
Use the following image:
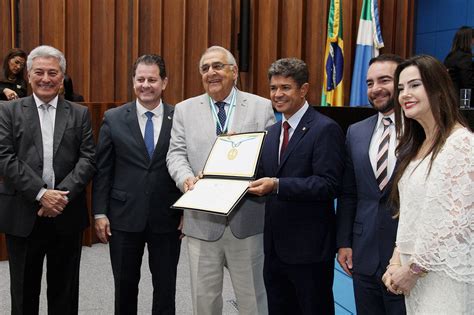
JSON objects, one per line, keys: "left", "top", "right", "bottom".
{"left": 321, "top": 0, "right": 344, "bottom": 106}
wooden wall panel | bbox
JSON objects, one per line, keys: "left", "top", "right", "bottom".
{"left": 162, "top": 0, "right": 185, "bottom": 105}
{"left": 3, "top": 0, "right": 415, "bottom": 105}
{"left": 41, "top": 0, "right": 65, "bottom": 50}
{"left": 115, "top": 0, "right": 138, "bottom": 103}
{"left": 139, "top": 0, "right": 163, "bottom": 56}
{"left": 0, "top": 0, "right": 13, "bottom": 60}
{"left": 66, "top": 0, "right": 91, "bottom": 101}
{"left": 253, "top": 0, "right": 279, "bottom": 98}
{"left": 90, "top": 0, "right": 115, "bottom": 101}
{"left": 280, "top": 0, "right": 304, "bottom": 58}
{"left": 18, "top": 0, "right": 41, "bottom": 53}
{"left": 184, "top": 0, "right": 209, "bottom": 98}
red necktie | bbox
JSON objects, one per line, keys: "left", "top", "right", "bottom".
{"left": 280, "top": 121, "right": 290, "bottom": 159}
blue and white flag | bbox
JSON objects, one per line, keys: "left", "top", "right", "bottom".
{"left": 349, "top": 0, "right": 384, "bottom": 106}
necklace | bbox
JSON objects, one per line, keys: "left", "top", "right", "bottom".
{"left": 220, "top": 135, "right": 257, "bottom": 160}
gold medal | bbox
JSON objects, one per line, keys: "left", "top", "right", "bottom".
{"left": 227, "top": 148, "right": 238, "bottom": 160}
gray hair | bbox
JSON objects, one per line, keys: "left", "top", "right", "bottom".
{"left": 199, "top": 46, "right": 237, "bottom": 69}
{"left": 27, "top": 45, "right": 66, "bottom": 73}
{"left": 268, "top": 58, "right": 308, "bottom": 87}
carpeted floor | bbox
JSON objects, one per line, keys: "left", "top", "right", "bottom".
{"left": 0, "top": 242, "right": 238, "bottom": 314}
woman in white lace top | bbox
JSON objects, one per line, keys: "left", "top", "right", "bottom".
{"left": 382, "top": 55, "right": 473, "bottom": 314}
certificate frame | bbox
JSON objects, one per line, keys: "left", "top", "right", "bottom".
{"left": 171, "top": 131, "right": 266, "bottom": 216}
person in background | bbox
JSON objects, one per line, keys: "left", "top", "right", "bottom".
{"left": 167, "top": 46, "right": 275, "bottom": 315}
{"left": 93, "top": 54, "right": 182, "bottom": 314}
{"left": 0, "top": 45, "right": 95, "bottom": 314}
{"left": 0, "top": 48, "right": 27, "bottom": 101}
{"left": 63, "top": 74, "right": 84, "bottom": 102}
{"left": 444, "top": 26, "right": 474, "bottom": 99}
{"left": 336, "top": 54, "right": 406, "bottom": 315}
{"left": 382, "top": 55, "right": 473, "bottom": 314}
{"left": 248, "top": 58, "right": 345, "bottom": 315}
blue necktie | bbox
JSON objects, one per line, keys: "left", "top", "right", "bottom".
{"left": 215, "top": 102, "right": 227, "bottom": 135}
{"left": 144, "top": 111, "right": 154, "bottom": 158}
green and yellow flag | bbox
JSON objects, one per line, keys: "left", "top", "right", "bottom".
{"left": 321, "top": 0, "right": 344, "bottom": 106}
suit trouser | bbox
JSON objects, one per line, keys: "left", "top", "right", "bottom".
{"left": 352, "top": 266, "right": 406, "bottom": 315}
{"left": 264, "top": 247, "right": 335, "bottom": 315}
{"left": 6, "top": 218, "right": 83, "bottom": 315}
{"left": 109, "top": 228, "right": 181, "bottom": 315}
{"left": 187, "top": 227, "right": 267, "bottom": 315}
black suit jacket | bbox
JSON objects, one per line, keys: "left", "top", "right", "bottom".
{"left": 260, "top": 107, "right": 345, "bottom": 264}
{"left": 92, "top": 101, "right": 181, "bottom": 233}
{"left": 0, "top": 96, "right": 96, "bottom": 237}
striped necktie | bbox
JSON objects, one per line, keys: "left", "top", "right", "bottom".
{"left": 376, "top": 117, "right": 392, "bottom": 191}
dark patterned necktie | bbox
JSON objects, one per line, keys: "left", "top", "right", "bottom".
{"left": 280, "top": 121, "right": 291, "bottom": 160}
{"left": 376, "top": 117, "right": 392, "bottom": 190}
{"left": 215, "top": 101, "right": 227, "bottom": 135}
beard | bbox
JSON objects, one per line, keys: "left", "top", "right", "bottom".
{"left": 369, "top": 97, "right": 394, "bottom": 114}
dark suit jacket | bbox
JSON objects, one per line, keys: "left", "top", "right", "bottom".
{"left": 92, "top": 101, "right": 181, "bottom": 233}
{"left": 336, "top": 115, "right": 398, "bottom": 275}
{"left": 260, "top": 106, "right": 345, "bottom": 264}
{"left": 0, "top": 96, "right": 96, "bottom": 237}
{"left": 444, "top": 50, "right": 474, "bottom": 93}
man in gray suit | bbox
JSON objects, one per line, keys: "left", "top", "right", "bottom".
{"left": 167, "top": 46, "right": 275, "bottom": 315}
{"left": 0, "top": 45, "right": 95, "bottom": 314}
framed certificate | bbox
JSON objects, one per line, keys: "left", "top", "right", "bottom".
{"left": 171, "top": 132, "right": 266, "bottom": 216}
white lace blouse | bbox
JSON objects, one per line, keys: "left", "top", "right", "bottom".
{"left": 396, "top": 127, "right": 473, "bottom": 283}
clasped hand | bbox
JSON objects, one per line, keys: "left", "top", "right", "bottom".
{"left": 382, "top": 264, "right": 419, "bottom": 296}
{"left": 38, "top": 190, "right": 69, "bottom": 217}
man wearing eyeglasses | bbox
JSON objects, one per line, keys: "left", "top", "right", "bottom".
{"left": 167, "top": 46, "right": 275, "bottom": 315}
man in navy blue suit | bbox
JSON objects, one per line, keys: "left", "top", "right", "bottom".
{"left": 249, "top": 58, "right": 345, "bottom": 315}
{"left": 336, "top": 54, "right": 406, "bottom": 315}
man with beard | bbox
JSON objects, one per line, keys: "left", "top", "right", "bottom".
{"left": 336, "top": 54, "right": 406, "bottom": 315}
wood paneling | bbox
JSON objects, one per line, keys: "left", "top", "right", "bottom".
{"left": 1, "top": 0, "right": 415, "bottom": 105}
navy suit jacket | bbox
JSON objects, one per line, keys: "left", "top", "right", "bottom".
{"left": 92, "top": 101, "right": 181, "bottom": 233}
{"left": 336, "top": 114, "right": 399, "bottom": 275}
{"left": 260, "top": 106, "right": 345, "bottom": 264}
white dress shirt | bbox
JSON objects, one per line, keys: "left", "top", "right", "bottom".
{"left": 136, "top": 99, "right": 163, "bottom": 147}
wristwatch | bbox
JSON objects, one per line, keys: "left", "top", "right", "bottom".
{"left": 409, "top": 263, "right": 427, "bottom": 277}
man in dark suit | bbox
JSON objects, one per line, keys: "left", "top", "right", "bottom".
{"left": 336, "top": 54, "right": 406, "bottom": 315}
{"left": 0, "top": 45, "right": 96, "bottom": 314}
{"left": 93, "top": 54, "right": 182, "bottom": 315}
{"left": 249, "top": 58, "right": 345, "bottom": 315}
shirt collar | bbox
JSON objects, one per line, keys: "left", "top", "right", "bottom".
{"left": 136, "top": 99, "right": 163, "bottom": 117}
{"left": 33, "top": 94, "right": 59, "bottom": 109}
{"left": 210, "top": 87, "right": 235, "bottom": 105}
{"left": 376, "top": 112, "right": 395, "bottom": 129}
{"left": 282, "top": 101, "right": 309, "bottom": 129}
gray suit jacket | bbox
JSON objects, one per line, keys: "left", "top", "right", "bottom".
{"left": 0, "top": 96, "right": 96, "bottom": 237}
{"left": 166, "top": 90, "right": 275, "bottom": 241}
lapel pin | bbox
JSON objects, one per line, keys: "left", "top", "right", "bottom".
{"left": 302, "top": 127, "right": 306, "bottom": 131}
{"left": 167, "top": 116, "right": 172, "bottom": 120}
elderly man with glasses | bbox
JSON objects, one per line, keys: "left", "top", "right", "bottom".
{"left": 167, "top": 46, "right": 275, "bottom": 315}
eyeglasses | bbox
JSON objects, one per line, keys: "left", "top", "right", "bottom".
{"left": 200, "top": 62, "right": 233, "bottom": 74}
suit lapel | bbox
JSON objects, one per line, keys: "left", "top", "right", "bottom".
{"left": 23, "top": 97, "right": 43, "bottom": 159}
{"left": 152, "top": 103, "right": 173, "bottom": 161}
{"left": 126, "top": 102, "right": 150, "bottom": 162}
{"left": 230, "top": 90, "right": 248, "bottom": 133}
{"left": 53, "top": 99, "right": 69, "bottom": 156}
{"left": 197, "top": 95, "right": 217, "bottom": 139}
{"left": 362, "top": 116, "right": 379, "bottom": 187}
{"left": 277, "top": 107, "right": 313, "bottom": 172}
